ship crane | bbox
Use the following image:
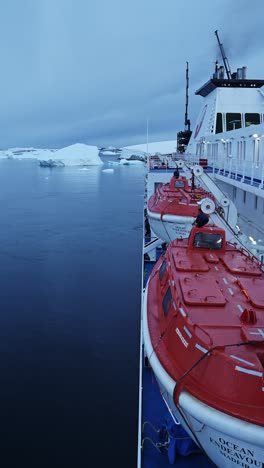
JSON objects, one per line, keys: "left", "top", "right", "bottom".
{"left": 177, "top": 160, "right": 250, "bottom": 245}
{"left": 179, "top": 162, "right": 264, "bottom": 257}
{"left": 214, "top": 30, "right": 232, "bottom": 80}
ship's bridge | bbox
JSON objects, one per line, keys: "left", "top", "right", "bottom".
{"left": 196, "top": 78, "right": 264, "bottom": 98}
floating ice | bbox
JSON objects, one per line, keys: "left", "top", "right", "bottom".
{"left": 100, "top": 150, "right": 118, "bottom": 156}
{"left": 0, "top": 147, "right": 53, "bottom": 159}
{"left": 102, "top": 168, "right": 114, "bottom": 173}
{"left": 119, "top": 158, "right": 129, "bottom": 165}
{"left": 38, "top": 143, "right": 103, "bottom": 167}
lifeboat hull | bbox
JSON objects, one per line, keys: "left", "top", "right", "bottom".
{"left": 143, "top": 283, "right": 264, "bottom": 468}
{"left": 147, "top": 209, "right": 194, "bottom": 241}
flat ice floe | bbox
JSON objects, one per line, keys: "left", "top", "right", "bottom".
{"left": 102, "top": 168, "right": 114, "bottom": 173}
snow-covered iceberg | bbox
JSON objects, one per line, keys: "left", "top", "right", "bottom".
{"left": 123, "top": 140, "right": 177, "bottom": 155}
{"left": 38, "top": 143, "right": 103, "bottom": 167}
{"left": 118, "top": 148, "right": 146, "bottom": 161}
{"left": 119, "top": 158, "right": 144, "bottom": 165}
{"left": 100, "top": 150, "right": 118, "bottom": 156}
{"left": 0, "top": 147, "right": 54, "bottom": 159}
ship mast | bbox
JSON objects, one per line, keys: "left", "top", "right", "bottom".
{"left": 185, "top": 61, "right": 191, "bottom": 132}
{"left": 214, "top": 30, "right": 232, "bottom": 80}
{"left": 176, "top": 61, "right": 192, "bottom": 153}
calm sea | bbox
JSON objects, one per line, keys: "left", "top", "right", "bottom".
{"left": 0, "top": 156, "right": 145, "bottom": 467}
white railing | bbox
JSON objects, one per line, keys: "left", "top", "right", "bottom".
{"left": 210, "top": 157, "right": 264, "bottom": 188}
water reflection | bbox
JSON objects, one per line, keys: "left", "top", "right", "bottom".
{"left": 0, "top": 157, "right": 144, "bottom": 467}
{"left": 37, "top": 164, "right": 102, "bottom": 194}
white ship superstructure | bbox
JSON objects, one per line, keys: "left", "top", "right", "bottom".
{"left": 186, "top": 57, "right": 264, "bottom": 254}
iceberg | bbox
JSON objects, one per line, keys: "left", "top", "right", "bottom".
{"left": 38, "top": 143, "right": 103, "bottom": 167}
{"left": 123, "top": 140, "right": 177, "bottom": 155}
{"left": 100, "top": 150, "right": 118, "bottom": 156}
{"left": 116, "top": 148, "right": 146, "bottom": 163}
{"left": 0, "top": 147, "right": 52, "bottom": 159}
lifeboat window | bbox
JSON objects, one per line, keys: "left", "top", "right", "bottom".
{"left": 226, "top": 113, "right": 241, "bottom": 131}
{"left": 159, "top": 260, "right": 167, "bottom": 280}
{"left": 162, "top": 287, "right": 172, "bottom": 316}
{"left": 193, "top": 232, "right": 223, "bottom": 250}
{"left": 174, "top": 180, "right": 185, "bottom": 188}
{"left": 245, "top": 113, "right": 260, "bottom": 127}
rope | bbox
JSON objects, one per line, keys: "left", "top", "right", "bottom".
{"left": 148, "top": 312, "right": 177, "bottom": 361}
{"left": 161, "top": 218, "right": 173, "bottom": 243}
{"left": 174, "top": 339, "right": 264, "bottom": 392}
{"left": 171, "top": 338, "right": 264, "bottom": 461}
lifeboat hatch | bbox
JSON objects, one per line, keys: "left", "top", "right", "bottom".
{"left": 241, "top": 326, "right": 264, "bottom": 343}
{"left": 222, "top": 252, "right": 262, "bottom": 276}
{"left": 237, "top": 277, "right": 264, "bottom": 308}
{"left": 174, "top": 252, "right": 209, "bottom": 272}
{"left": 179, "top": 275, "right": 226, "bottom": 306}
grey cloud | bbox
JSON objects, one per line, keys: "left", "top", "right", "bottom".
{"left": 0, "top": 0, "right": 262, "bottom": 149}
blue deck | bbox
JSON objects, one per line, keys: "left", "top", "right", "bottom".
{"left": 141, "top": 355, "right": 214, "bottom": 467}
{"left": 140, "top": 251, "right": 215, "bottom": 467}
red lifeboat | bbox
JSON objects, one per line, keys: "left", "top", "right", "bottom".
{"left": 147, "top": 172, "right": 216, "bottom": 242}
{"left": 146, "top": 225, "right": 264, "bottom": 426}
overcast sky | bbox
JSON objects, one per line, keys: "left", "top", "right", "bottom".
{"left": 0, "top": 0, "right": 263, "bottom": 149}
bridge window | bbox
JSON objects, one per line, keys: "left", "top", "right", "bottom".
{"left": 216, "top": 113, "right": 223, "bottom": 133}
{"left": 193, "top": 232, "right": 223, "bottom": 250}
{"left": 226, "top": 113, "right": 241, "bottom": 131}
{"left": 162, "top": 287, "right": 172, "bottom": 316}
{"left": 159, "top": 260, "right": 167, "bottom": 280}
{"left": 245, "top": 113, "right": 260, "bottom": 127}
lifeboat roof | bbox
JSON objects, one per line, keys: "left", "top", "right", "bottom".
{"left": 147, "top": 225, "right": 264, "bottom": 426}
{"left": 147, "top": 174, "right": 214, "bottom": 217}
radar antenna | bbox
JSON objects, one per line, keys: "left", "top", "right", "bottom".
{"left": 214, "top": 30, "right": 232, "bottom": 80}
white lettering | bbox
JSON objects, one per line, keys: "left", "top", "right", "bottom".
{"left": 209, "top": 436, "right": 263, "bottom": 467}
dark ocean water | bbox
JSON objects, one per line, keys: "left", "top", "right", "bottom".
{"left": 0, "top": 157, "right": 145, "bottom": 467}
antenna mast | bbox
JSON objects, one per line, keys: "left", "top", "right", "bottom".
{"left": 214, "top": 30, "right": 232, "bottom": 80}
{"left": 185, "top": 61, "right": 190, "bottom": 131}
{"left": 176, "top": 62, "right": 192, "bottom": 154}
